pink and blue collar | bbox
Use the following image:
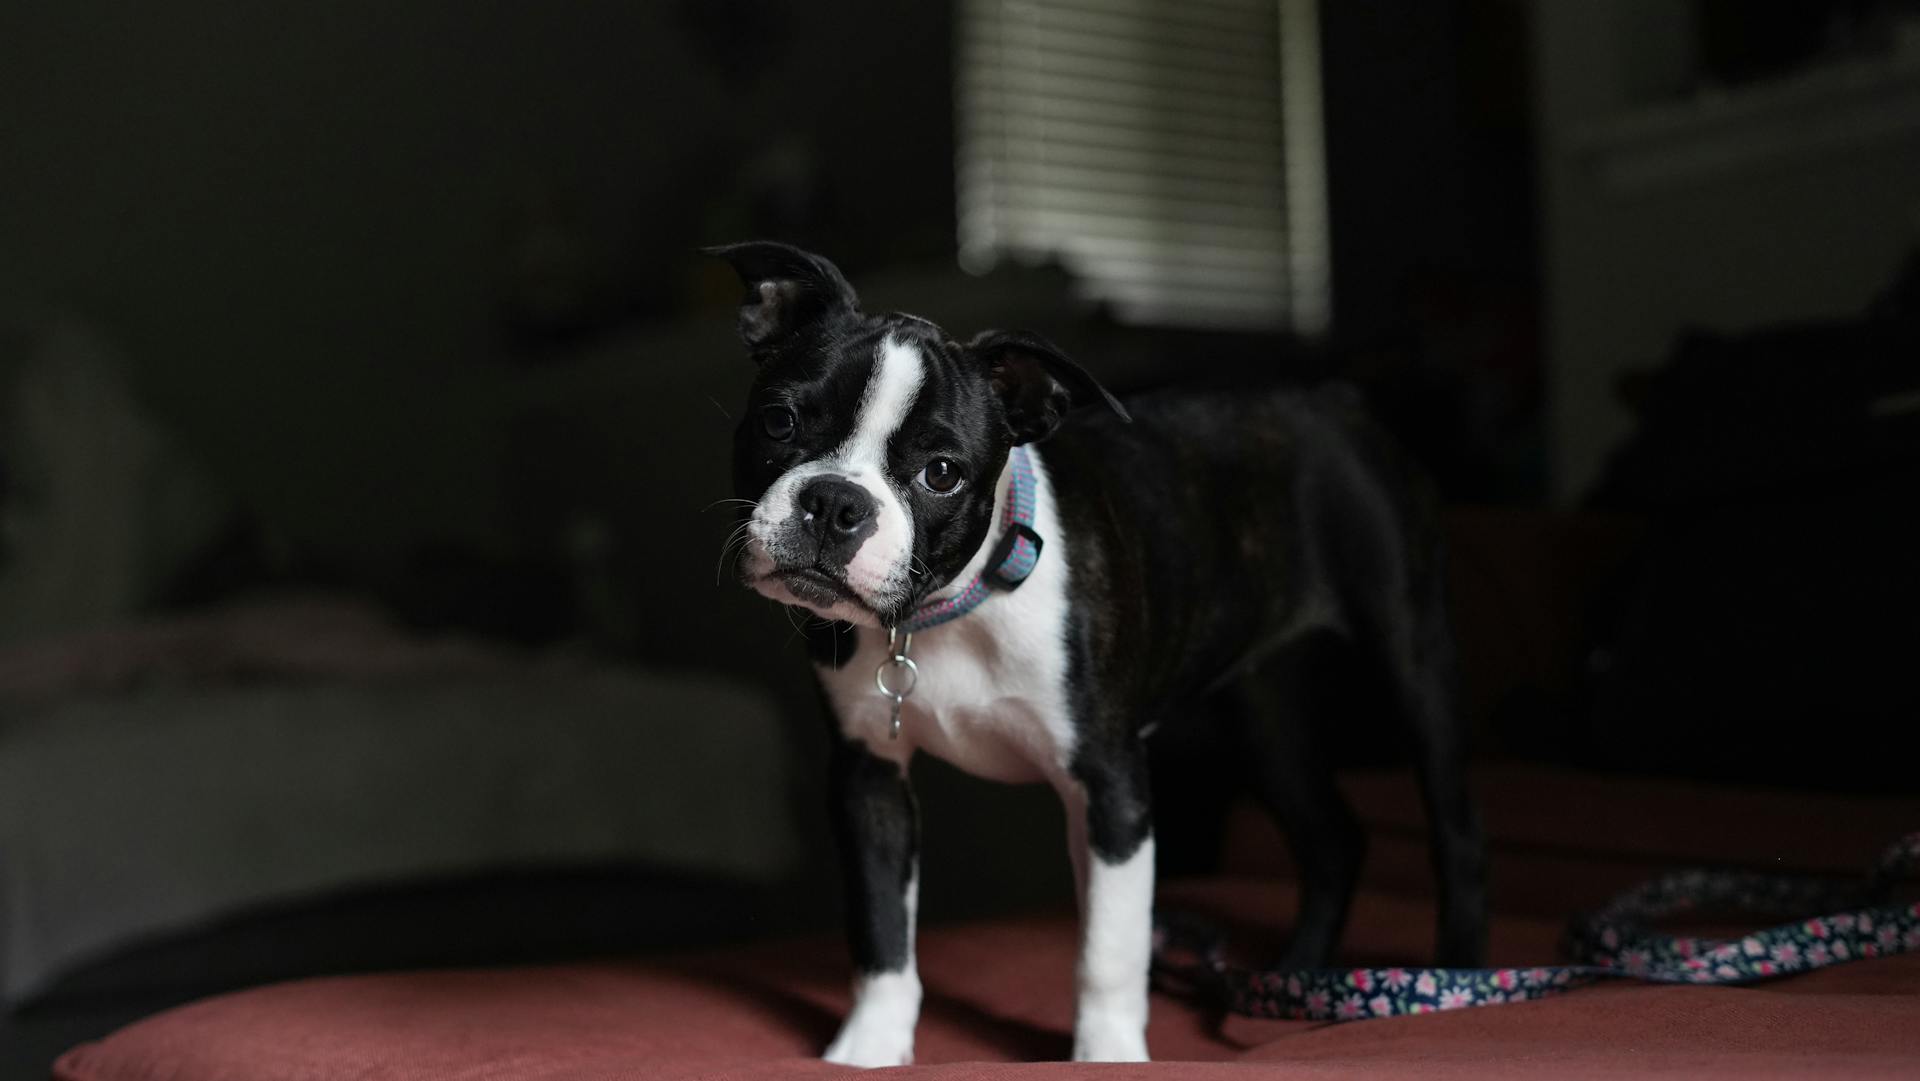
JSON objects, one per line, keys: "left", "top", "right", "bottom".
{"left": 898, "top": 445, "right": 1043, "bottom": 634}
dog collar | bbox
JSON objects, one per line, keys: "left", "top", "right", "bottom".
{"left": 899, "top": 445, "right": 1043, "bottom": 634}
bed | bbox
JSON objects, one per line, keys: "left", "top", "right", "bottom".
{"left": 51, "top": 765, "right": 1920, "bottom": 1079}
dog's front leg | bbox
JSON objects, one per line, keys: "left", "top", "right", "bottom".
{"left": 1059, "top": 753, "right": 1154, "bottom": 1062}
{"left": 823, "top": 738, "right": 921, "bottom": 1068}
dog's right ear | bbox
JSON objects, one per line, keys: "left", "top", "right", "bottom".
{"left": 700, "top": 241, "right": 859, "bottom": 353}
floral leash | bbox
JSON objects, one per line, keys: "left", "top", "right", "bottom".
{"left": 1152, "top": 832, "right": 1920, "bottom": 1021}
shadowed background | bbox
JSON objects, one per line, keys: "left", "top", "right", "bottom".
{"left": 4, "top": 1, "right": 1919, "bottom": 1076}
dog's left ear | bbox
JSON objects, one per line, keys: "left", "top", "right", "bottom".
{"left": 701, "top": 240, "right": 859, "bottom": 355}
{"left": 968, "top": 330, "right": 1130, "bottom": 445}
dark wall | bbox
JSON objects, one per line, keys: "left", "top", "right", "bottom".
{"left": 1320, "top": 0, "right": 1537, "bottom": 337}
{"left": 1322, "top": 1, "right": 1465, "bottom": 339}
{"left": 0, "top": 0, "right": 956, "bottom": 559}
{"left": 1315, "top": 0, "right": 1544, "bottom": 502}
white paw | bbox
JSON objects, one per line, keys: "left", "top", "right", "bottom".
{"left": 824, "top": 1016, "right": 915, "bottom": 1068}
{"left": 1071, "top": 1008, "right": 1149, "bottom": 1062}
{"left": 824, "top": 970, "right": 921, "bottom": 1068}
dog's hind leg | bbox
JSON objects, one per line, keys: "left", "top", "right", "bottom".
{"left": 1230, "top": 644, "right": 1367, "bottom": 970}
{"left": 1374, "top": 576, "right": 1488, "bottom": 967}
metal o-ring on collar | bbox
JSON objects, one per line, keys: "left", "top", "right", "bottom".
{"left": 876, "top": 628, "right": 917, "bottom": 739}
{"left": 875, "top": 652, "right": 918, "bottom": 699}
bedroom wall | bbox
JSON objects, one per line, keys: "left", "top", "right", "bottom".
{"left": 0, "top": 0, "right": 956, "bottom": 565}
{"left": 1531, "top": 1, "right": 1920, "bottom": 501}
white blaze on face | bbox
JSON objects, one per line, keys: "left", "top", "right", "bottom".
{"left": 746, "top": 335, "right": 926, "bottom": 622}
{"left": 838, "top": 336, "right": 925, "bottom": 592}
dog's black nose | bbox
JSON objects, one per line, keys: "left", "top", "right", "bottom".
{"left": 798, "top": 477, "right": 877, "bottom": 541}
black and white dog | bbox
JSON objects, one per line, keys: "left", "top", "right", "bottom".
{"left": 711, "top": 242, "right": 1486, "bottom": 1065}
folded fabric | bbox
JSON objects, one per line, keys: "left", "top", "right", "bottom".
{"left": 1, "top": 664, "right": 795, "bottom": 1004}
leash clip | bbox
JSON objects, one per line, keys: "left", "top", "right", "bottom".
{"left": 875, "top": 627, "right": 917, "bottom": 740}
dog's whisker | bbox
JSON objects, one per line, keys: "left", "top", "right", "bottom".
{"left": 713, "top": 525, "right": 748, "bottom": 559}
{"left": 714, "top": 524, "right": 755, "bottom": 585}
{"left": 780, "top": 603, "right": 809, "bottom": 647}
{"left": 715, "top": 538, "right": 750, "bottom": 586}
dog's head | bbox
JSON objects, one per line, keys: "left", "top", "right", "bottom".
{"left": 707, "top": 241, "right": 1125, "bottom": 628}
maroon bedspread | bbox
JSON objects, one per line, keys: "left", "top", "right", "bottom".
{"left": 54, "top": 767, "right": 1920, "bottom": 1079}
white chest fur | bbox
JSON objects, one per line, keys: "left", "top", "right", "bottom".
{"left": 813, "top": 450, "right": 1077, "bottom": 785}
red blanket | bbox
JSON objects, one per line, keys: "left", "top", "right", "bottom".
{"left": 55, "top": 767, "right": 1920, "bottom": 1079}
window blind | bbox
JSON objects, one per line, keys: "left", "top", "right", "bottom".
{"left": 957, "top": 0, "right": 1330, "bottom": 333}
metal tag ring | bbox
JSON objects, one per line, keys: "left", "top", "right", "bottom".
{"left": 875, "top": 654, "right": 919, "bottom": 699}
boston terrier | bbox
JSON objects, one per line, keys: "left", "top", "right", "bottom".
{"left": 708, "top": 241, "right": 1487, "bottom": 1065}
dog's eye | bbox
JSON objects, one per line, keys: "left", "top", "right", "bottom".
{"left": 918, "top": 458, "right": 964, "bottom": 495}
{"left": 761, "top": 405, "right": 796, "bottom": 442}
